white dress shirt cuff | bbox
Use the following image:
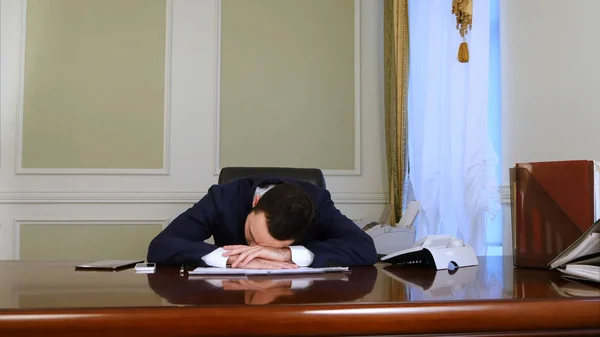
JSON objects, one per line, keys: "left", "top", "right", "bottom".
{"left": 201, "top": 247, "right": 228, "bottom": 268}
{"left": 289, "top": 245, "right": 314, "bottom": 267}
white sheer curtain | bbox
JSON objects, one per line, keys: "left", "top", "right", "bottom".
{"left": 406, "top": 0, "right": 500, "bottom": 255}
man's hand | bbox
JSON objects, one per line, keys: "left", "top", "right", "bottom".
{"left": 223, "top": 245, "right": 293, "bottom": 268}
{"left": 226, "top": 257, "right": 296, "bottom": 270}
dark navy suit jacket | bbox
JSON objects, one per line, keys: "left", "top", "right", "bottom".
{"left": 146, "top": 176, "right": 377, "bottom": 267}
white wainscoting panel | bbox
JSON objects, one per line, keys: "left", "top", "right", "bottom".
{"left": 13, "top": 219, "right": 169, "bottom": 260}
{"left": 0, "top": 0, "right": 389, "bottom": 260}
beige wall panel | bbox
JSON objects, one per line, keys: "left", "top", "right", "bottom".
{"left": 21, "top": 0, "right": 166, "bottom": 169}
{"left": 219, "top": 0, "right": 356, "bottom": 170}
{"left": 19, "top": 224, "right": 162, "bottom": 260}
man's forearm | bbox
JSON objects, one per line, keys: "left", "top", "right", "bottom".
{"left": 227, "top": 247, "right": 291, "bottom": 264}
{"left": 222, "top": 246, "right": 312, "bottom": 267}
{"left": 281, "top": 247, "right": 292, "bottom": 262}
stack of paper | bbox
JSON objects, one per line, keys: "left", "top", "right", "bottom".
{"left": 188, "top": 266, "right": 349, "bottom": 275}
{"left": 549, "top": 220, "right": 600, "bottom": 283}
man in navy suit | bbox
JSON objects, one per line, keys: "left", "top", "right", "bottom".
{"left": 147, "top": 177, "right": 377, "bottom": 269}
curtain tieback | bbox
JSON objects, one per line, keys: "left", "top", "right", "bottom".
{"left": 452, "top": 0, "right": 472, "bottom": 63}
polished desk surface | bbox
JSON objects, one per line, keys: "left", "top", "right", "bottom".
{"left": 0, "top": 257, "right": 598, "bottom": 336}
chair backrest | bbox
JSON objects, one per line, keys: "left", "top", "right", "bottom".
{"left": 218, "top": 167, "right": 326, "bottom": 188}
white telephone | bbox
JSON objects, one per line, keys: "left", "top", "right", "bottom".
{"left": 363, "top": 201, "right": 420, "bottom": 256}
{"left": 380, "top": 234, "right": 479, "bottom": 270}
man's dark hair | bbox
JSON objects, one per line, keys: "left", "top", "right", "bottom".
{"left": 252, "top": 183, "right": 316, "bottom": 241}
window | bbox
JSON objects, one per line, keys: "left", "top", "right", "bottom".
{"left": 486, "top": 0, "right": 502, "bottom": 256}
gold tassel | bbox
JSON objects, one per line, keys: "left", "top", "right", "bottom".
{"left": 458, "top": 41, "right": 469, "bottom": 63}
{"left": 452, "top": 0, "right": 472, "bottom": 63}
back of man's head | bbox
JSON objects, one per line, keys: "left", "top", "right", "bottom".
{"left": 253, "top": 183, "right": 315, "bottom": 242}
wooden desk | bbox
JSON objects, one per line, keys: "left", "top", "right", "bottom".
{"left": 0, "top": 257, "right": 598, "bottom": 336}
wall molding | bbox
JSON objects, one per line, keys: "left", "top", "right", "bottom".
{"left": 0, "top": 187, "right": 509, "bottom": 205}
{"left": 14, "top": 0, "right": 173, "bottom": 176}
{"left": 0, "top": 187, "right": 511, "bottom": 205}
{"left": 12, "top": 218, "right": 170, "bottom": 259}
{"left": 212, "top": 0, "right": 362, "bottom": 176}
{"left": 0, "top": 191, "right": 388, "bottom": 205}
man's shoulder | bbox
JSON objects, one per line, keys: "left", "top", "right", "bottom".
{"left": 205, "top": 178, "right": 255, "bottom": 201}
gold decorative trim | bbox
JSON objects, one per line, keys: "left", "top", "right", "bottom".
{"left": 383, "top": 0, "right": 409, "bottom": 224}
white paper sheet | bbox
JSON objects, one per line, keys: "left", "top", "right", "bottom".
{"left": 188, "top": 266, "right": 349, "bottom": 275}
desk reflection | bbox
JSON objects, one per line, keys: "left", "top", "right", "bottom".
{"left": 382, "top": 256, "right": 511, "bottom": 301}
{"left": 1, "top": 257, "right": 597, "bottom": 310}
{"left": 2, "top": 259, "right": 599, "bottom": 337}
{"left": 383, "top": 264, "right": 480, "bottom": 300}
{"left": 147, "top": 266, "right": 378, "bottom": 305}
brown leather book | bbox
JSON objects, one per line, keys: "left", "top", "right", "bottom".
{"left": 510, "top": 160, "right": 598, "bottom": 268}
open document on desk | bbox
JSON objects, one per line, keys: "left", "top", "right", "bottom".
{"left": 549, "top": 220, "right": 600, "bottom": 283}
{"left": 188, "top": 267, "right": 349, "bottom": 275}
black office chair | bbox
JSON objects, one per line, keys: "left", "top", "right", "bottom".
{"left": 218, "top": 167, "right": 326, "bottom": 189}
